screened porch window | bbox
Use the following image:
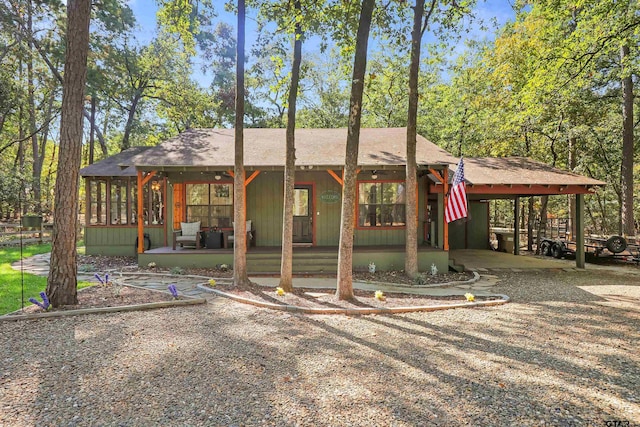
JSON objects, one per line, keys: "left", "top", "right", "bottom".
{"left": 110, "top": 179, "right": 129, "bottom": 224}
{"left": 87, "top": 177, "right": 164, "bottom": 226}
{"left": 89, "top": 180, "right": 107, "bottom": 225}
{"left": 358, "top": 182, "right": 406, "bottom": 227}
{"left": 186, "top": 183, "right": 233, "bottom": 228}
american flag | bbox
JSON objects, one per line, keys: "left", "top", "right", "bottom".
{"left": 445, "top": 157, "right": 468, "bottom": 223}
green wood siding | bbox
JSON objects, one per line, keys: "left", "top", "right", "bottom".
{"left": 467, "top": 202, "right": 490, "bottom": 249}
{"left": 247, "top": 172, "right": 283, "bottom": 246}
{"left": 85, "top": 170, "right": 431, "bottom": 254}
{"left": 84, "top": 226, "right": 165, "bottom": 256}
{"left": 448, "top": 201, "right": 490, "bottom": 250}
{"left": 246, "top": 170, "right": 424, "bottom": 247}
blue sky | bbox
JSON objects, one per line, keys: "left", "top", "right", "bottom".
{"left": 127, "top": 0, "right": 517, "bottom": 87}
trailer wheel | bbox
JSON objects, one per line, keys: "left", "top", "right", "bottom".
{"left": 540, "top": 241, "right": 551, "bottom": 256}
{"left": 551, "top": 243, "right": 564, "bottom": 259}
{"left": 605, "top": 235, "right": 627, "bottom": 254}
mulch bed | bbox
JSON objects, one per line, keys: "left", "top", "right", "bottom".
{"left": 9, "top": 285, "right": 174, "bottom": 315}
{"left": 208, "top": 282, "right": 495, "bottom": 310}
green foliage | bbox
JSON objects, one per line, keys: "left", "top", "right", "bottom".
{"left": 0, "top": 243, "right": 93, "bottom": 314}
{"left": 0, "top": 243, "right": 51, "bottom": 314}
{"left": 170, "top": 266, "right": 185, "bottom": 275}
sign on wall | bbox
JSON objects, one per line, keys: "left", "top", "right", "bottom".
{"left": 319, "top": 189, "right": 341, "bottom": 204}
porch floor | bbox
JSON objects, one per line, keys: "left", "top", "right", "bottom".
{"left": 144, "top": 245, "right": 441, "bottom": 255}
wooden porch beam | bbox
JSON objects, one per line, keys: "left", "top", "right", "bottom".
{"left": 429, "top": 184, "right": 598, "bottom": 195}
{"left": 428, "top": 168, "right": 445, "bottom": 184}
{"left": 244, "top": 170, "right": 260, "bottom": 187}
{"left": 327, "top": 169, "right": 343, "bottom": 186}
{"left": 141, "top": 171, "right": 157, "bottom": 186}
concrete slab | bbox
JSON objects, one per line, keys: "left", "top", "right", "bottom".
{"left": 449, "top": 249, "right": 577, "bottom": 271}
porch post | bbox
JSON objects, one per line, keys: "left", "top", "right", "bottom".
{"left": 437, "top": 192, "right": 444, "bottom": 248}
{"left": 513, "top": 196, "right": 520, "bottom": 255}
{"left": 575, "top": 193, "right": 585, "bottom": 268}
{"left": 137, "top": 171, "right": 144, "bottom": 254}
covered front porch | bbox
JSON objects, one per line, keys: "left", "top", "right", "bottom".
{"left": 138, "top": 245, "right": 449, "bottom": 274}
{"left": 138, "top": 245, "right": 580, "bottom": 274}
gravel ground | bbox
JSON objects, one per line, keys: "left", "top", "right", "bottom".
{"left": 1, "top": 268, "right": 639, "bottom": 426}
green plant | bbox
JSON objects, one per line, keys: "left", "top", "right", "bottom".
{"left": 78, "top": 264, "right": 97, "bottom": 272}
{"left": 170, "top": 266, "right": 185, "bottom": 275}
{"left": 112, "top": 282, "right": 124, "bottom": 297}
{"left": 412, "top": 274, "right": 427, "bottom": 286}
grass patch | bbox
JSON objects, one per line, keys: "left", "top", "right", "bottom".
{"left": 0, "top": 243, "right": 91, "bottom": 315}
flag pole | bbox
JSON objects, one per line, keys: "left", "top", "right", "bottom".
{"left": 443, "top": 167, "right": 449, "bottom": 251}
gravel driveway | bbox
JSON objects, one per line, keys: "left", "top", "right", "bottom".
{"left": 1, "top": 268, "right": 639, "bottom": 426}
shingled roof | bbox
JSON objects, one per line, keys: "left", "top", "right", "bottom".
{"left": 80, "top": 146, "right": 153, "bottom": 177}
{"left": 463, "top": 157, "right": 604, "bottom": 187}
{"left": 81, "top": 128, "right": 605, "bottom": 191}
{"left": 124, "top": 127, "right": 457, "bottom": 170}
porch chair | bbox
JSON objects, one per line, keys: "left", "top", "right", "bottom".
{"left": 172, "top": 221, "right": 202, "bottom": 250}
{"left": 228, "top": 220, "right": 255, "bottom": 248}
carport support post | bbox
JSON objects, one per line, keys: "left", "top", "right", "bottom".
{"left": 576, "top": 193, "right": 585, "bottom": 268}
{"left": 513, "top": 196, "right": 520, "bottom": 255}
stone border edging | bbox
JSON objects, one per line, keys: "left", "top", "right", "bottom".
{"left": 1, "top": 282, "right": 207, "bottom": 322}
{"left": 354, "top": 271, "right": 481, "bottom": 289}
{"left": 197, "top": 284, "right": 510, "bottom": 315}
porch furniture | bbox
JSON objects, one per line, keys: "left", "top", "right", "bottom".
{"left": 205, "top": 230, "right": 223, "bottom": 249}
{"left": 172, "top": 221, "right": 202, "bottom": 250}
{"left": 228, "top": 220, "right": 255, "bottom": 248}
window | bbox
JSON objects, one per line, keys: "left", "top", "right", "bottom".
{"left": 110, "top": 179, "right": 128, "bottom": 224}
{"left": 149, "top": 180, "right": 164, "bottom": 225}
{"left": 87, "top": 177, "right": 164, "bottom": 226}
{"left": 293, "top": 188, "right": 309, "bottom": 216}
{"left": 186, "top": 183, "right": 233, "bottom": 228}
{"left": 358, "top": 182, "right": 406, "bottom": 227}
{"left": 89, "top": 180, "right": 107, "bottom": 225}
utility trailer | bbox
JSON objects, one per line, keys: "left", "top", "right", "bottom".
{"left": 539, "top": 235, "right": 640, "bottom": 264}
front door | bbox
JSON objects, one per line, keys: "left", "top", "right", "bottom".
{"left": 293, "top": 185, "right": 313, "bottom": 243}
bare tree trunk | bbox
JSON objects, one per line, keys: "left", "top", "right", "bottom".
{"left": 535, "top": 196, "right": 549, "bottom": 255}
{"left": 405, "top": 0, "right": 426, "bottom": 278}
{"left": 620, "top": 44, "right": 635, "bottom": 236}
{"left": 89, "top": 95, "right": 96, "bottom": 164}
{"left": 17, "top": 59, "right": 26, "bottom": 216}
{"left": 336, "top": 0, "right": 375, "bottom": 300}
{"left": 27, "top": 1, "right": 42, "bottom": 214}
{"left": 233, "top": 0, "right": 250, "bottom": 287}
{"left": 567, "top": 135, "right": 577, "bottom": 240}
{"left": 121, "top": 92, "right": 141, "bottom": 151}
{"left": 279, "top": 0, "right": 303, "bottom": 293}
{"left": 46, "top": 0, "right": 91, "bottom": 307}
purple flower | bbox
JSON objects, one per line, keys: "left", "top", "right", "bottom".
{"left": 29, "top": 297, "right": 46, "bottom": 309}
{"left": 94, "top": 273, "right": 104, "bottom": 284}
{"left": 105, "top": 274, "right": 109, "bottom": 284}
{"left": 29, "top": 294, "right": 49, "bottom": 311}
{"left": 168, "top": 284, "right": 178, "bottom": 298}
{"left": 39, "top": 292, "right": 50, "bottom": 309}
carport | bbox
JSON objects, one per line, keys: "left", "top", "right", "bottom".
{"left": 428, "top": 157, "right": 606, "bottom": 269}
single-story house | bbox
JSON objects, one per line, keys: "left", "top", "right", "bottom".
{"left": 79, "top": 127, "right": 604, "bottom": 272}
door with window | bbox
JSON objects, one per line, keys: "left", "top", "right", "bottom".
{"left": 293, "top": 185, "right": 313, "bottom": 243}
